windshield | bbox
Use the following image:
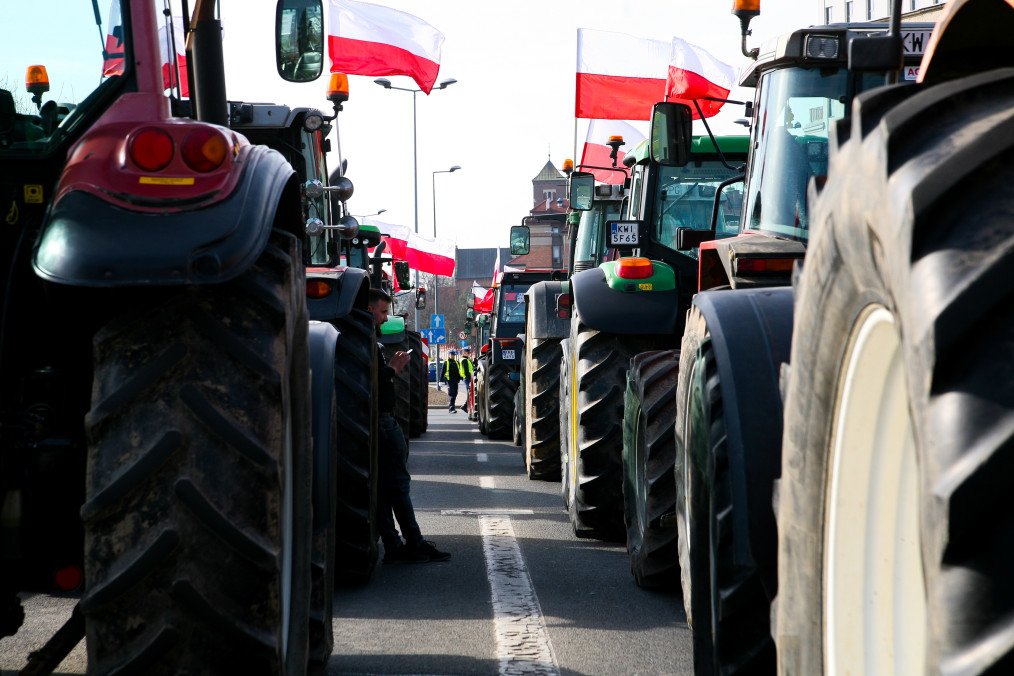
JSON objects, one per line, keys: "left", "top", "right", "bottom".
{"left": 655, "top": 160, "right": 744, "bottom": 252}
{"left": 498, "top": 283, "right": 532, "bottom": 324}
{"left": 743, "top": 66, "right": 852, "bottom": 241}
{"left": 574, "top": 200, "right": 622, "bottom": 267}
{"left": 1, "top": 1, "right": 126, "bottom": 155}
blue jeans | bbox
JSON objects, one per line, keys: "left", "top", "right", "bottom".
{"left": 377, "top": 414, "right": 423, "bottom": 549}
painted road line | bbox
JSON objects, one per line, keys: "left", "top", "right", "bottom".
{"left": 473, "top": 439, "right": 485, "bottom": 444}
{"left": 481, "top": 515, "right": 559, "bottom": 675}
{"left": 477, "top": 453, "right": 489, "bottom": 462}
{"left": 480, "top": 476, "right": 496, "bottom": 489}
{"left": 440, "top": 509, "right": 535, "bottom": 516}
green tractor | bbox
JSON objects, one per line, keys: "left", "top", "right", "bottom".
{"left": 655, "top": 0, "right": 943, "bottom": 671}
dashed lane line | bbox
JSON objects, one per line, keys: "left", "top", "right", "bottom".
{"left": 480, "top": 476, "right": 496, "bottom": 489}
{"left": 477, "top": 453, "right": 489, "bottom": 462}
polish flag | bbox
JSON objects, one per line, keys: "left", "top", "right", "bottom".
{"left": 579, "top": 119, "right": 647, "bottom": 185}
{"left": 406, "top": 232, "right": 456, "bottom": 277}
{"left": 158, "top": 17, "right": 189, "bottom": 97}
{"left": 576, "top": 29, "right": 668, "bottom": 120}
{"left": 491, "top": 247, "right": 501, "bottom": 286}
{"left": 102, "top": 1, "right": 124, "bottom": 77}
{"left": 374, "top": 221, "right": 412, "bottom": 260}
{"left": 327, "top": 0, "right": 445, "bottom": 94}
{"left": 665, "top": 38, "right": 735, "bottom": 119}
{"left": 473, "top": 282, "right": 494, "bottom": 313}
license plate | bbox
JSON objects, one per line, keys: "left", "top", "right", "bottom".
{"left": 902, "top": 31, "right": 931, "bottom": 56}
{"left": 501, "top": 349, "right": 516, "bottom": 360}
{"left": 610, "top": 221, "right": 640, "bottom": 246}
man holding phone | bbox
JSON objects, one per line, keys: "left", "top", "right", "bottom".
{"left": 367, "top": 289, "right": 450, "bottom": 564}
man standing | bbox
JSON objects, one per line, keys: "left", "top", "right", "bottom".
{"left": 443, "top": 349, "right": 464, "bottom": 413}
{"left": 368, "top": 289, "right": 450, "bottom": 564}
{"left": 461, "top": 346, "right": 476, "bottom": 414}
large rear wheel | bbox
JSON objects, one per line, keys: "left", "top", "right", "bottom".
{"left": 524, "top": 332, "right": 562, "bottom": 481}
{"left": 485, "top": 361, "right": 517, "bottom": 440}
{"left": 676, "top": 307, "right": 774, "bottom": 674}
{"left": 332, "top": 308, "right": 379, "bottom": 586}
{"left": 775, "top": 70, "right": 1014, "bottom": 674}
{"left": 622, "top": 350, "right": 679, "bottom": 589}
{"left": 81, "top": 232, "right": 312, "bottom": 674}
{"left": 407, "top": 331, "right": 427, "bottom": 437}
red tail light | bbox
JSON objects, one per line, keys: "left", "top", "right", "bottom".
{"left": 129, "top": 128, "right": 174, "bottom": 171}
{"left": 306, "top": 279, "right": 333, "bottom": 299}
{"left": 616, "top": 257, "right": 653, "bottom": 279}
{"left": 181, "top": 127, "right": 228, "bottom": 172}
{"left": 556, "top": 292, "right": 572, "bottom": 319}
{"left": 54, "top": 565, "right": 83, "bottom": 591}
{"left": 734, "top": 257, "right": 797, "bottom": 275}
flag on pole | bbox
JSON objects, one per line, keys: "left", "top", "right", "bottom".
{"left": 158, "top": 17, "right": 189, "bottom": 97}
{"left": 491, "top": 247, "right": 501, "bottom": 286}
{"left": 579, "top": 119, "right": 647, "bottom": 185}
{"left": 327, "top": 0, "right": 445, "bottom": 94}
{"left": 374, "top": 221, "right": 412, "bottom": 259}
{"left": 665, "top": 38, "right": 735, "bottom": 118}
{"left": 576, "top": 29, "right": 668, "bottom": 120}
{"left": 406, "top": 232, "right": 456, "bottom": 277}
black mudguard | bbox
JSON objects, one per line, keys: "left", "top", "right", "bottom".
{"left": 525, "top": 281, "right": 568, "bottom": 340}
{"left": 571, "top": 267, "right": 680, "bottom": 336}
{"left": 694, "top": 287, "right": 794, "bottom": 598}
{"left": 33, "top": 145, "right": 297, "bottom": 286}
{"left": 307, "top": 267, "right": 370, "bottom": 323}
{"left": 308, "top": 321, "right": 339, "bottom": 532}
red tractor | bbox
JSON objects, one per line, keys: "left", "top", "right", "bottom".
{"left": 1, "top": 1, "right": 337, "bottom": 672}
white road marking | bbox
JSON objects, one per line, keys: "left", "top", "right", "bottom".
{"left": 440, "top": 509, "right": 535, "bottom": 516}
{"left": 480, "top": 476, "right": 496, "bottom": 489}
{"left": 473, "top": 439, "right": 485, "bottom": 444}
{"left": 477, "top": 453, "right": 489, "bottom": 462}
{"left": 481, "top": 515, "right": 559, "bottom": 675}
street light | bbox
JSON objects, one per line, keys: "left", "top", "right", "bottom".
{"left": 431, "top": 165, "right": 461, "bottom": 390}
{"left": 373, "top": 77, "right": 457, "bottom": 330}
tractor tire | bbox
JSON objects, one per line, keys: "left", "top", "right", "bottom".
{"left": 567, "top": 317, "right": 661, "bottom": 541}
{"left": 477, "top": 362, "right": 489, "bottom": 436}
{"left": 484, "top": 361, "right": 517, "bottom": 440}
{"left": 512, "top": 386, "right": 523, "bottom": 447}
{"left": 559, "top": 346, "right": 574, "bottom": 511}
{"left": 622, "top": 350, "right": 679, "bottom": 590}
{"left": 524, "top": 334, "right": 563, "bottom": 481}
{"left": 407, "top": 331, "right": 427, "bottom": 437}
{"left": 382, "top": 341, "right": 412, "bottom": 444}
{"left": 81, "top": 232, "right": 313, "bottom": 674}
{"left": 332, "top": 309, "right": 379, "bottom": 586}
{"left": 308, "top": 372, "right": 336, "bottom": 671}
{"left": 775, "top": 70, "right": 1014, "bottom": 674}
{"left": 675, "top": 306, "right": 774, "bottom": 674}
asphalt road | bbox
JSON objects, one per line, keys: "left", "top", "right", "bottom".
{"left": 1, "top": 403, "right": 691, "bottom": 675}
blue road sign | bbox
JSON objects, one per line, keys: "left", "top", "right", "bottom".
{"left": 460, "top": 339, "right": 469, "bottom": 348}
{"left": 430, "top": 314, "right": 445, "bottom": 329}
{"left": 421, "top": 328, "right": 446, "bottom": 344}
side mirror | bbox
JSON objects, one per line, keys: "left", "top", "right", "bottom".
{"left": 394, "top": 261, "right": 412, "bottom": 290}
{"left": 848, "top": 34, "right": 902, "bottom": 72}
{"left": 275, "top": 0, "right": 324, "bottom": 82}
{"left": 510, "top": 226, "right": 530, "bottom": 256}
{"left": 676, "top": 227, "right": 715, "bottom": 251}
{"left": 415, "top": 288, "right": 427, "bottom": 309}
{"left": 569, "top": 171, "right": 595, "bottom": 211}
{"left": 650, "top": 102, "right": 692, "bottom": 166}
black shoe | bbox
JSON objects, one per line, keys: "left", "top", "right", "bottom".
{"left": 384, "top": 545, "right": 428, "bottom": 564}
{"left": 409, "top": 540, "right": 451, "bottom": 562}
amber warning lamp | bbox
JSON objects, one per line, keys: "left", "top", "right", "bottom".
{"left": 562, "top": 159, "right": 574, "bottom": 176}
{"left": 327, "top": 73, "right": 350, "bottom": 114}
{"left": 25, "top": 64, "right": 49, "bottom": 109}
{"left": 607, "top": 135, "right": 624, "bottom": 167}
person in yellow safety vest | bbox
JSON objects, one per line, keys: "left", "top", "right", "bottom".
{"left": 443, "top": 350, "right": 465, "bottom": 413}
{"left": 461, "top": 346, "right": 476, "bottom": 414}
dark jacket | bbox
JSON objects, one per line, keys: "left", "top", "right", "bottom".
{"left": 378, "top": 344, "right": 396, "bottom": 414}
{"left": 443, "top": 358, "right": 464, "bottom": 384}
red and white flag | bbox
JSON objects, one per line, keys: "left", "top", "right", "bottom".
{"left": 406, "top": 232, "right": 456, "bottom": 277}
{"left": 158, "top": 17, "right": 189, "bottom": 97}
{"left": 472, "top": 282, "right": 494, "bottom": 312}
{"left": 102, "top": 0, "right": 124, "bottom": 77}
{"left": 665, "top": 38, "right": 735, "bottom": 119}
{"left": 327, "top": 0, "right": 445, "bottom": 94}
{"left": 579, "top": 119, "right": 647, "bottom": 185}
{"left": 576, "top": 29, "right": 668, "bottom": 121}
{"left": 491, "top": 247, "right": 501, "bottom": 285}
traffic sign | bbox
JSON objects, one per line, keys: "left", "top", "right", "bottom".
{"left": 430, "top": 314, "right": 445, "bottom": 329}
{"left": 421, "top": 328, "right": 446, "bottom": 344}
{"left": 458, "top": 331, "right": 467, "bottom": 340}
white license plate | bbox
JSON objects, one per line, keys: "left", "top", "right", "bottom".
{"left": 610, "top": 222, "right": 639, "bottom": 246}
{"left": 501, "top": 349, "right": 516, "bottom": 360}
{"left": 902, "top": 31, "right": 931, "bottom": 55}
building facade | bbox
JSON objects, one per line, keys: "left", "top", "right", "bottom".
{"left": 820, "top": 0, "right": 947, "bottom": 23}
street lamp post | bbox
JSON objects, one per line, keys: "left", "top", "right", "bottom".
{"left": 431, "top": 165, "right": 461, "bottom": 391}
{"left": 373, "top": 77, "right": 457, "bottom": 331}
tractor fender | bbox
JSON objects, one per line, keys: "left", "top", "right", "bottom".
{"left": 524, "top": 281, "right": 569, "bottom": 340}
{"left": 571, "top": 267, "right": 680, "bottom": 336}
{"left": 308, "top": 320, "right": 339, "bottom": 534}
{"left": 306, "top": 267, "right": 370, "bottom": 323}
{"left": 33, "top": 145, "right": 298, "bottom": 287}
{"left": 693, "top": 286, "right": 794, "bottom": 596}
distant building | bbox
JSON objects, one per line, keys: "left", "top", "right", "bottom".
{"left": 820, "top": 0, "right": 946, "bottom": 23}
{"left": 508, "top": 159, "right": 570, "bottom": 271}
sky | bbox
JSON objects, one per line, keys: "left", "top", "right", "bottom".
{"left": 218, "top": 0, "right": 820, "bottom": 250}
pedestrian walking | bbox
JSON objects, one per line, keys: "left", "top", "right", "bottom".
{"left": 461, "top": 346, "right": 476, "bottom": 414}
{"left": 368, "top": 289, "right": 451, "bottom": 564}
{"left": 443, "top": 349, "right": 464, "bottom": 413}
